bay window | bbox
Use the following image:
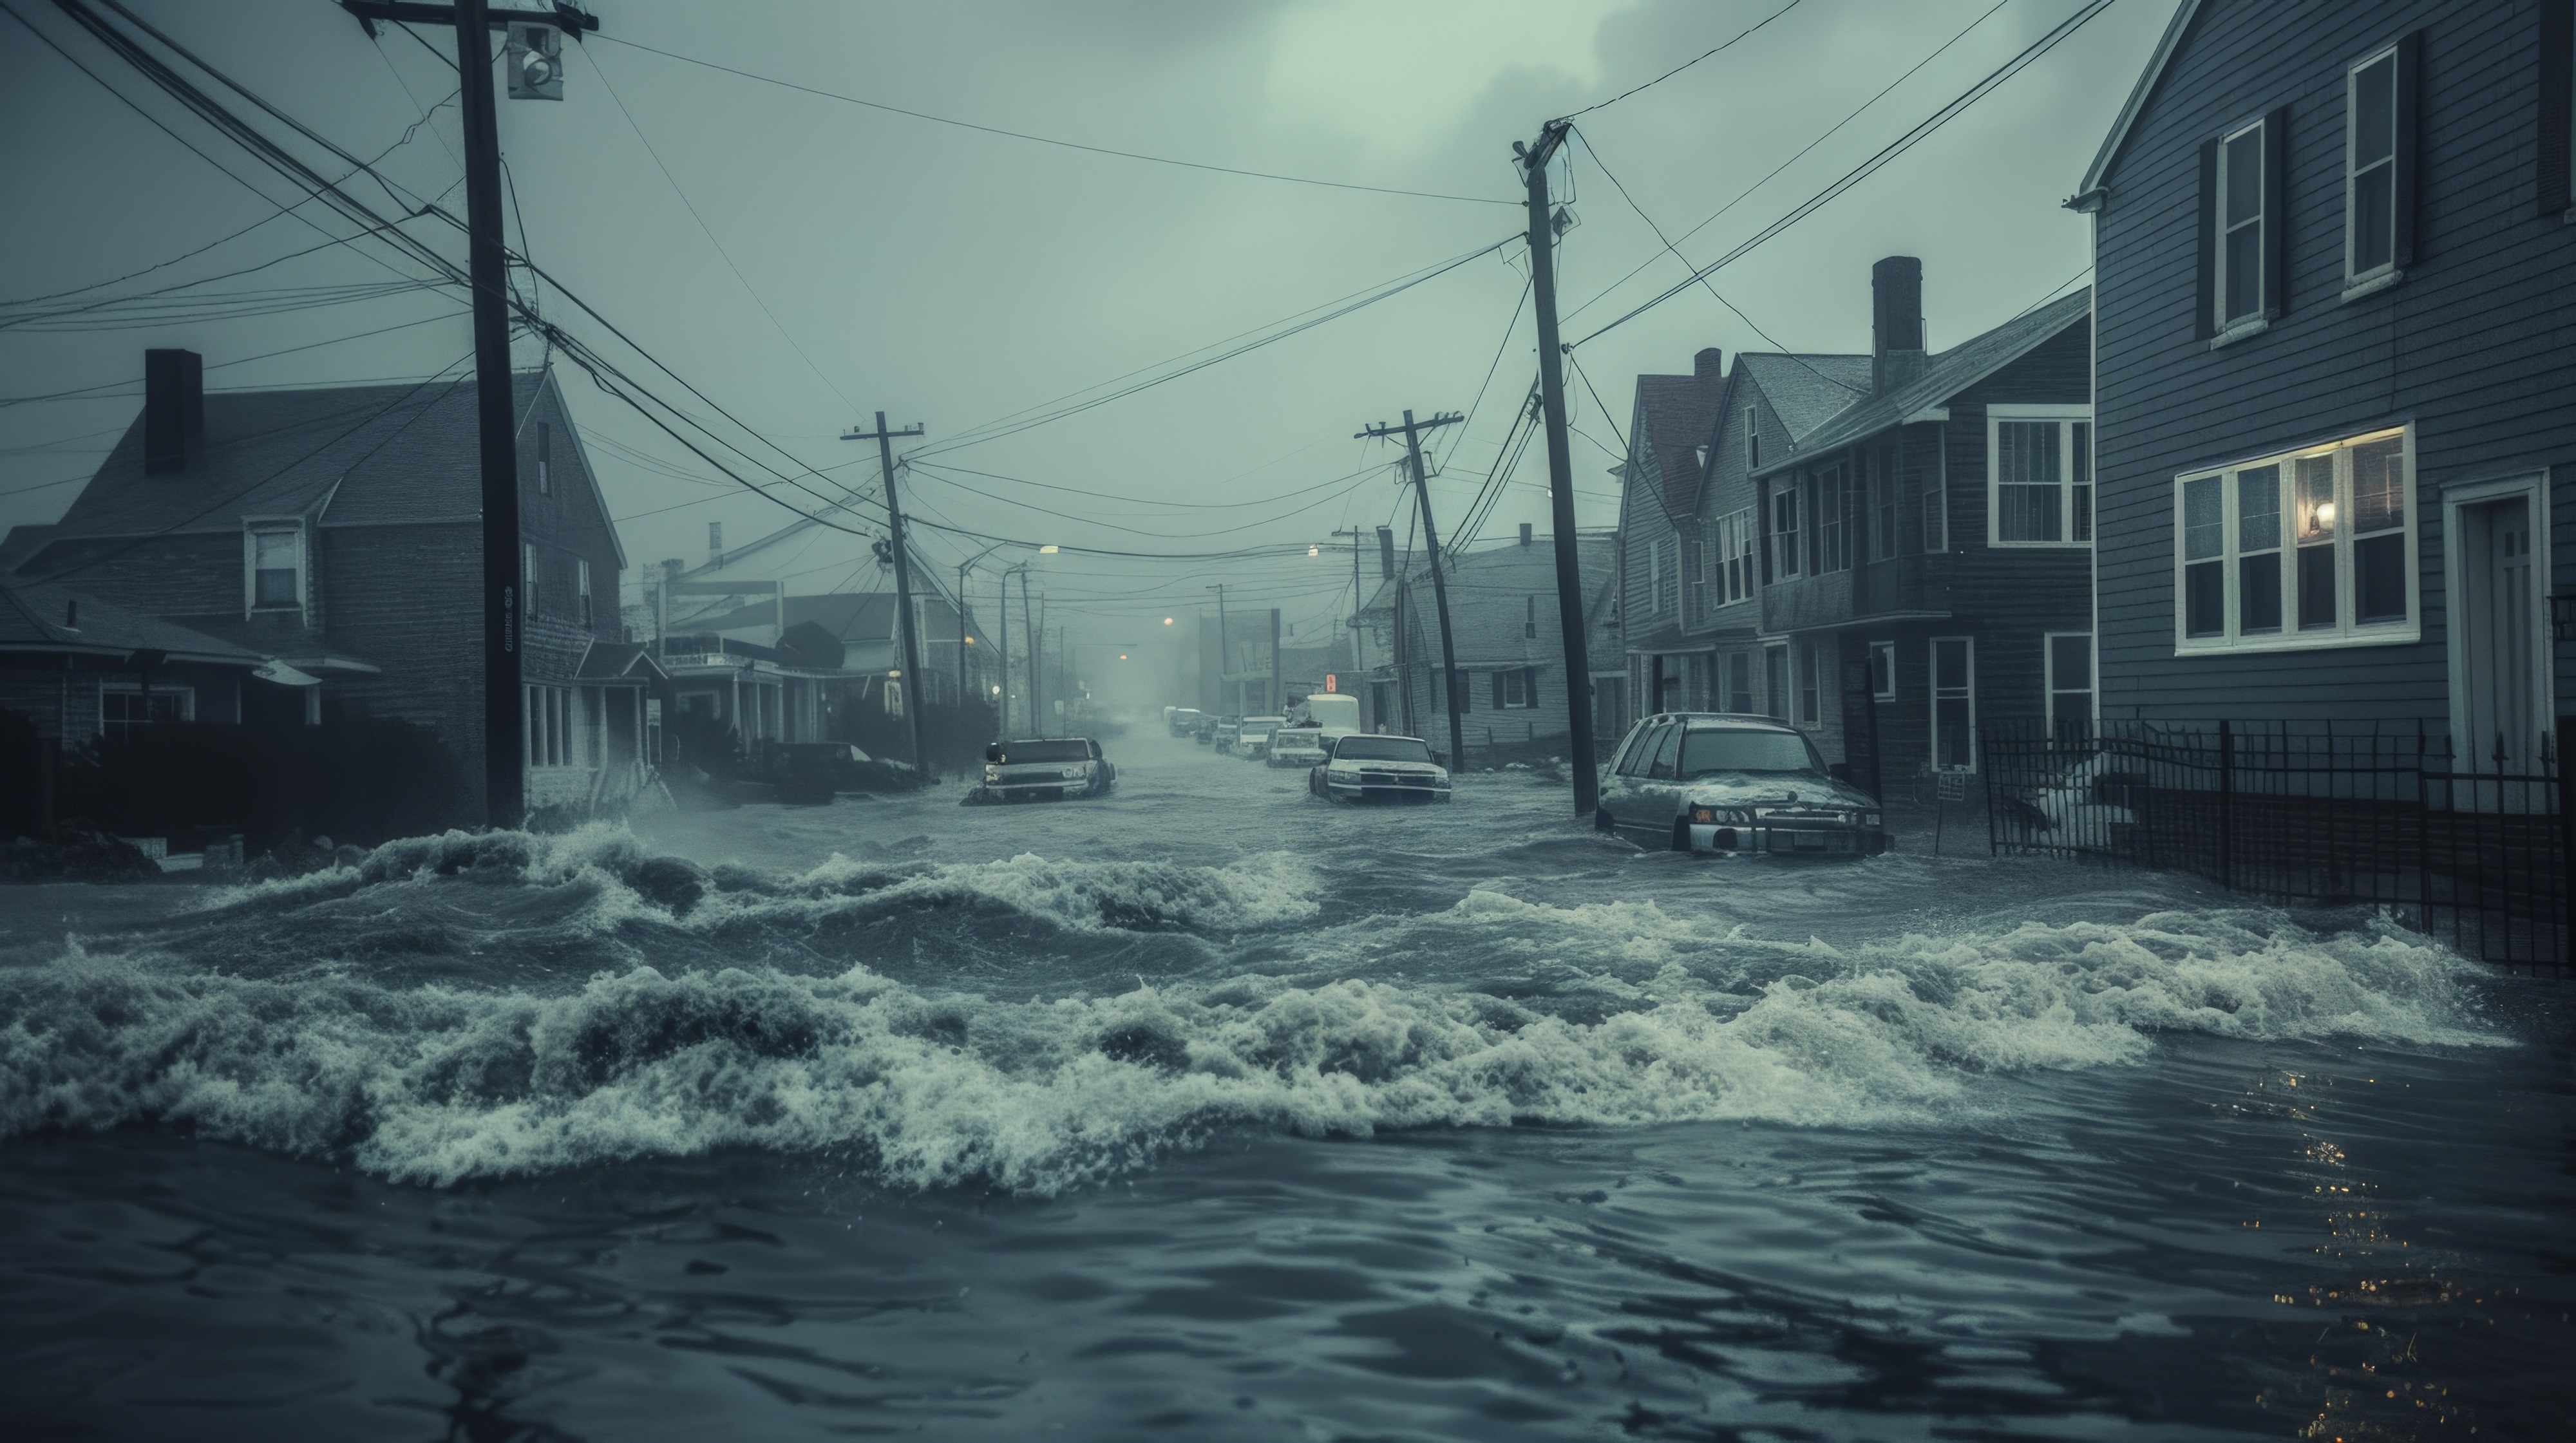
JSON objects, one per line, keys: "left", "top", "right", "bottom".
{"left": 2174, "top": 426, "right": 2415, "bottom": 652}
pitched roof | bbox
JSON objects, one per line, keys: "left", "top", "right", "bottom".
{"left": 1633, "top": 370, "right": 1730, "bottom": 520}
{"left": 1753, "top": 290, "right": 2092, "bottom": 476}
{"left": 0, "top": 580, "right": 263, "bottom": 665}
{"left": 0, "top": 525, "right": 56, "bottom": 575}
{"left": 574, "top": 639, "right": 668, "bottom": 683}
{"left": 37, "top": 372, "right": 551, "bottom": 546}
{"left": 2071, "top": 0, "right": 2206, "bottom": 204}
{"left": 1734, "top": 354, "right": 1872, "bottom": 441}
{"left": 1358, "top": 532, "right": 1617, "bottom": 618}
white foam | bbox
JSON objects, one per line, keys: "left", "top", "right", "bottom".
{"left": 0, "top": 903, "right": 2496, "bottom": 1195}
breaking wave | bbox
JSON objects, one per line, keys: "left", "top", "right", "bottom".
{"left": 0, "top": 833, "right": 2499, "bottom": 1193}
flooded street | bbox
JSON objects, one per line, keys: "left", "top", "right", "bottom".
{"left": 2, "top": 731, "right": 2571, "bottom": 1440}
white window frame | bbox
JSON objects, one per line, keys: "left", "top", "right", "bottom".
{"left": 524, "top": 542, "right": 541, "bottom": 619}
{"left": 2344, "top": 43, "right": 2403, "bottom": 291}
{"left": 1930, "top": 635, "right": 1976, "bottom": 773}
{"left": 242, "top": 520, "right": 305, "bottom": 616}
{"left": 2171, "top": 424, "right": 2420, "bottom": 654}
{"left": 1811, "top": 465, "right": 1848, "bottom": 572}
{"left": 1868, "top": 640, "right": 1897, "bottom": 702}
{"left": 578, "top": 557, "right": 594, "bottom": 628}
{"left": 1770, "top": 486, "right": 1801, "bottom": 580}
{"left": 99, "top": 684, "right": 194, "bottom": 739}
{"left": 2044, "top": 630, "right": 2096, "bottom": 739}
{"left": 1745, "top": 406, "right": 1760, "bottom": 469}
{"left": 2215, "top": 115, "right": 2271, "bottom": 335}
{"left": 535, "top": 419, "right": 553, "bottom": 496}
{"left": 1987, "top": 406, "right": 2095, "bottom": 547}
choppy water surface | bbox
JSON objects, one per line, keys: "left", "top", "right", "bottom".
{"left": 1, "top": 732, "right": 2569, "bottom": 1440}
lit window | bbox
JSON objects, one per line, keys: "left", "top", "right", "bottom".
{"left": 2174, "top": 428, "right": 2415, "bottom": 652}
{"left": 1989, "top": 410, "right": 2094, "bottom": 545}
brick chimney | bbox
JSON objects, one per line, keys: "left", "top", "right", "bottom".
{"left": 143, "top": 348, "right": 204, "bottom": 475}
{"left": 1870, "top": 257, "right": 1926, "bottom": 395}
{"left": 1693, "top": 346, "right": 1723, "bottom": 379}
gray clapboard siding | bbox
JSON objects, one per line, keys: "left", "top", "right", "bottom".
{"left": 2090, "top": 0, "right": 2576, "bottom": 725}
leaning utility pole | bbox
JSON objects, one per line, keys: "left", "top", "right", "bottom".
{"left": 844, "top": 413, "right": 928, "bottom": 775}
{"left": 1358, "top": 410, "right": 1464, "bottom": 769}
{"left": 339, "top": 0, "right": 598, "bottom": 825}
{"left": 1517, "top": 118, "right": 1600, "bottom": 817}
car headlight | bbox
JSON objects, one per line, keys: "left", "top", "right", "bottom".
{"left": 1061, "top": 765, "right": 1084, "bottom": 779}
{"left": 1690, "top": 806, "right": 1754, "bottom": 825}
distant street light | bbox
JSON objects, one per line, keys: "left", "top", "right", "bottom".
{"left": 1162, "top": 616, "right": 1174, "bottom": 625}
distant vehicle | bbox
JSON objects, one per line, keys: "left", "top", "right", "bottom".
{"left": 1233, "top": 715, "right": 1286, "bottom": 759}
{"left": 1595, "top": 713, "right": 1889, "bottom": 857}
{"left": 1166, "top": 708, "right": 1203, "bottom": 737}
{"left": 1210, "top": 715, "right": 1246, "bottom": 751}
{"left": 1308, "top": 733, "right": 1451, "bottom": 803}
{"left": 1192, "top": 713, "right": 1222, "bottom": 744}
{"left": 1267, "top": 692, "right": 1361, "bottom": 768}
{"left": 966, "top": 737, "right": 1117, "bottom": 804}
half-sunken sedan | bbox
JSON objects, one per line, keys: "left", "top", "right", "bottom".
{"left": 1595, "top": 713, "right": 1889, "bottom": 856}
{"left": 966, "top": 737, "right": 1117, "bottom": 804}
{"left": 1309, "top": 733, "right": 1452, "bottom": 803}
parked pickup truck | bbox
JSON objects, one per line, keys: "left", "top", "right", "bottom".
{"left": 965, "top": 738, "right": 1117, "bottom": 804}
{"left": 1595, "top": 713, "right": 1889, "bottom": 857}
{"left": 1308, "top": 733, "right": 1451, "bottom": 803}
{"left": 1266, "top": 693, "right": 1361, "bottom": 769}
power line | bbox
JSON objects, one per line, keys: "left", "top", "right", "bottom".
{"left": 1557, "top": 0, "right": 1804, "bottom": 120}
{"left": 1562, "top": 0, "right": 2018, "bottom": 325}
{"left": 591, "top": 32, "right": 1519, "bottom": 207}
{"left": 1572, "top": 0, "right": 2118, "bottom": 347}
{"left": 0, "top": 307, "right": 471, "bottom": 408}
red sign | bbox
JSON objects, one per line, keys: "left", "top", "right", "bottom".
{"left": 1323, "top": 674, "right": 1337, "bottom": 692}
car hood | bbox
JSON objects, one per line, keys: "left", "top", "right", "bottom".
{"left": 1330, "top": 759, "right": 1444, "bottom": 775}
{"left": 1678, "top": 772, "right": 1877, "bottom": 810}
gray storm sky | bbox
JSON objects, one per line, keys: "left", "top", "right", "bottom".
{"left": 0, "top": 0, "right": 2177, "bottom": 659}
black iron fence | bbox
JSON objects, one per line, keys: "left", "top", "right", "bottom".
{"left": 1981, "top": 718, "right": 2570, "bottom": 973}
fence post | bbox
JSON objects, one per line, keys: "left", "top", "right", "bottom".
{"left": 2217, "top": 718, "right": 2234, "bottom": 891}
{"left": 2559, "top": 717, "right": 2573, "bottom": 970}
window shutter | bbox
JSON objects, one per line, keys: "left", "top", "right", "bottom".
{"left": 2392, "top": 32, "right": 2421, "bottom": 266}
{"left": 2543, "top": 0, "right": 2573, "bottom": 217}
{"left": 1491, "top": 673, "right": 1503, "bottom": 710}
{"left": 2262, "top": 107, "right": 2289, "bottom": 319}
{"left": 2195, "top": 138, "right": 2220, "bottom": 340}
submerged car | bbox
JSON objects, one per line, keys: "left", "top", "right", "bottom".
{"left": 1167, "top": 708, "right": 1203, "bottom": 738}
{"left": 1596, "top": 713, "right": 1889, "bottom": 856}
{"left": 1267, "top": 693, "right": 1362, "bottom": 768}
{"left": 965, "top": 737, "right": 1117, "bottom": 804}
{"left": 1233, "top": 715, "right": 1286, "bottom": 759}
{"left": 1309, "top": 733, "right": 1452, "bottom": 802}
{"left": 1209, "top": 715, "right": 1246, "bottom": 751}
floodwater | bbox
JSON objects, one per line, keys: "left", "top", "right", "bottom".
{"left": 1, "top": 728, "right": 2569, "bottom": 1440}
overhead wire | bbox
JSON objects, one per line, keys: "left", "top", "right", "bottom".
{"left": 1571, "top": 0, "right": 2119, "bottom": 346}
{"left": 1557, "top": 0, "right": 1804, "bottom": 120}
{"left": 592, "top": 32, "right": 1519, "bottom": 207}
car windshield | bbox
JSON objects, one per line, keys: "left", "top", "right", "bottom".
{"left": 1677, "top": 728, "right": 1821, "bottom": 778}
{"left": 1334, "top": 737, "right": 1432, "bottom": 763}
{"left": 1001, "top": 740, "right": 1090, "bottom": 763}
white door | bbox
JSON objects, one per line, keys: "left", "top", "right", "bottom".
{"left": 2455, "top": 496, "right": 2538, "bottom": 774}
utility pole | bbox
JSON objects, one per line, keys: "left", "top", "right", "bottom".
{"left": 998, "top": 562, "right": 1027, "bottom": 737}
{"left": 1207, "top": 583, "right": 1229, "bottom": 714}
{"left": 1358, "top": 410, "right": 1464, "bottom": 769}
{"left": 338, "top": 0, "right": 598, "bottom": 826}
{"left": 1331, "top": 527, "right": 1368, "bottom": 681}
{"left": 957, "top": 543, "right": 1004, "bottom": 736}
{"left": 1517, "top": 118, "right": 1602, "bottom": 817}
{"left": 844, "top": 412, "right": 928, "bottom": 775}
{"left": 1021, "top": 573, "right": 1040, "bottom": 732}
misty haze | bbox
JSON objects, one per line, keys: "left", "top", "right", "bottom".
{"left": 1, "top": 1, "right": 2571, "bottom": 1438}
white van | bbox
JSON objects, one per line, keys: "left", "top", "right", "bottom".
{"left": 1267, "top": 693, "right": 1361, "bottom": 768}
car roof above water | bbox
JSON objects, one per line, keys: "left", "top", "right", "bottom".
{"left": 1639, "top": 712, "right": 1803, "bottom": 733}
